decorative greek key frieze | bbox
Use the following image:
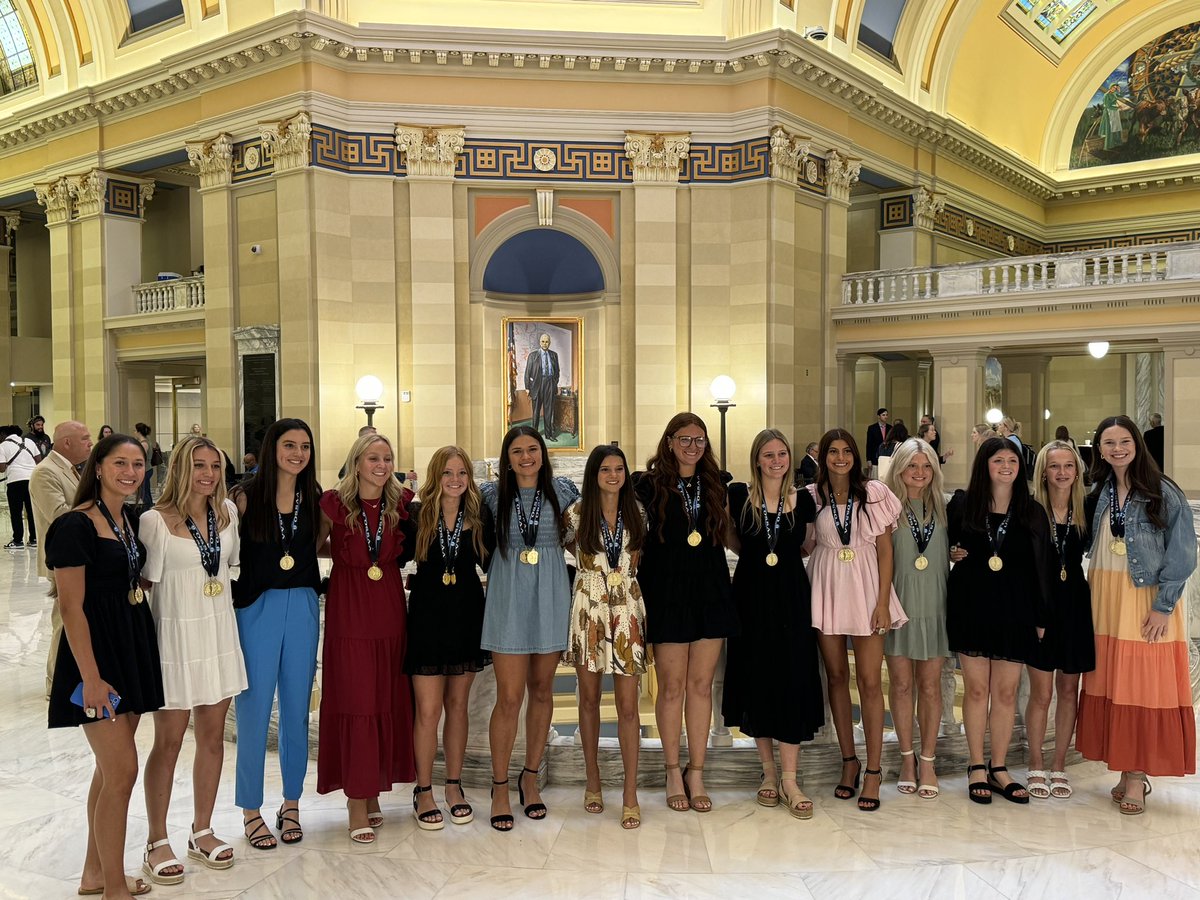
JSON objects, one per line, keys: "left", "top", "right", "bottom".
{"left": 768, "top": 125, "right": 811, "bottom": 183}
{"left": 624, "top": 131, "right": 691, "bottom": 183}
{"left": 394, "top": 124, "right": 466, "bottom": 178}
{"left": 913, "top": 187, "right": 946, "bottom": 230}
{"left": 260, "top": 112, "right": 312, "bottom": 173}
{"left": 186, "top": 133, "right": 234, "bottom": 189}
{"left": 825, "top": 150, "right": 861, "bottom": 203}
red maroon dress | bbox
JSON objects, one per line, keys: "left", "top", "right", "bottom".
{"left": 317, "top": 490, "right": 416, "bottom": 797}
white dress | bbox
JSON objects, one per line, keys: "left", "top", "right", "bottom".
{"left": 141, "top": 499, "right": 247, "bottom": 709}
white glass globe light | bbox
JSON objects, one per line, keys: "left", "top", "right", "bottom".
{"left": 985, "top": 407, "right": 1003, "bottom": 425}
{"left": 1087, "top": 341, "right": 1110, "bottom": 359}
{"left": 355, "top": 375, "right": 384, "bottom": 404}
{"left": 710, "top": 375, "right": 736, "bottom": 403}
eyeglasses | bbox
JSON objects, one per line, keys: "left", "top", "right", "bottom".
{"left": 673, "top": 435, "right": 708, "bottom": 449}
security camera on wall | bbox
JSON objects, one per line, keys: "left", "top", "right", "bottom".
{"left": 802, "top": 26, "right": 829, "bottom": 41}
{"left": 250, "top": 244, "right": 262, "bottom": 255}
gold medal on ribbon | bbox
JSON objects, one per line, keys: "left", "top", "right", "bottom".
{"left": 128, "top": 586, "right": 145, "bottom": 605}
{"left": 526, "top": 548, "right": 539, "bottom": 565}
{"left": 519, "top": 550, "right": 529, "bottom": 564}
{"left": 988, "top": 555, "right": 1003, "bottom": 572}
{"left": 279, "top": 553, "right": 295, "bottom": 571}
{"left": 765, "top": 552, "right": 779, "bottom": 567}
{"left": 1110, "top": 538, "right": 1127, "bottom": 556}
{"left": 450, "top": 572, "right": 457, "bottom": 585}
{"left": 442, "top": 572, "right": 452, "bottom": 586}
{"left": 914, "top": 555, "right": 929, "bottom": 571}
{"left": 687, "top": 530, "right": 702, "bottom": 547}
{"left": 607, "top": 570, "right": 623, "bottom": 587}
{"left": 203, "top": 578, "right": 224, "bottom": 597}
{"left": 837, "top": 548, "right": 856, "bottom": 563}
{"left": 1059, "top": 567, "right": 1068, "bottom": 582}
{"left": 367, "top": 564, "right": 384, "bottom": 581}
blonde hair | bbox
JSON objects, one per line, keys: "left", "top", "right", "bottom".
{"left": 884, "top": 438, "right": 946, "bottom": 526}
{"left": 414, "top": 446, "right": 486, "bottom": 562}
{"left": 742, "top": 428, "right": 797, "bottom": 534}
{"left": 154, "top": 436, "right": 232, "bottom": 530}
{"left": 335, "top": 434, "right": 404, "bottom": 532}
{"left": 1001, "top": 416, "right": 1021, "bottom": 436}
{"left": 1032, "top": 440, "right": 1086, "bottom": 535}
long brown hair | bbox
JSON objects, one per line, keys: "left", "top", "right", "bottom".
{"left": 155, "top": 436, "right": 232, "bottom": 531}
{"left": 73, "top": 434, "right": 146, "bottom": 509}
{"left": 813, "top": 428, "right": 868, "bottom": 515}
{"left": 575, "top": 444, "right": 645, "bottom": 557}
{"left": 414, "top": 446, "right": 486, "bottom": 562}
{"left": 334, "top": 434, "right": 405, "bottom": 532}
{"left": 1089, "top": 414, "right": 1173, "bottom": 529}
{"left": 494, "top": 426, "right": 564, "bottom": 558}
{"left": 644, "top": 412, "right": 729, "bottom": 545}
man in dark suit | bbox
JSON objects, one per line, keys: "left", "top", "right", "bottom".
{"left": 1143, "top": 412, "right": 1165, "bottom": 471}
{"left": 796, "top": 441, "right": 819, "bottom": 486}
{"left": 525, "top": 332, "right": 560, "bottom": 439}
{"left": 865, "top": 407, "right": 890, "bottom": 469}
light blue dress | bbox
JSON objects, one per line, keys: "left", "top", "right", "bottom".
{"left": 480, "top": 477, "right": 580, "bottom": 654}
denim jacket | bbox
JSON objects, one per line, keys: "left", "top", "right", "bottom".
{"left": 1088, "top": 480, "right": 1198, "bottom": 614}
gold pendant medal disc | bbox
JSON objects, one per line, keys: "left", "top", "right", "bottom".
{"left": 1059, "top": 567, "right": 1068, "bottom": 582}
{"left": 128, "top": 586, "right": 145, "bottom": 605}
{"left": 442, "top": 572, "right": 452, "bottom": 586}
{"left": 1110, "top": 539, "right": 1127, "bottom": 556}
{"left": 914, "top": 555, "right": 929, "bottom": 571}
{"left": 607, "top": 570, "right": 623, "bottom": 587}
{"left": 765, "top": 552, "right": 779, "bottom": 567}
{"left": 988, "top": 555, "right": 1004, "bottom": 572}
{"left": 367, "top": 564, "right": 384, "bottom": 581}
{"left": 837, "top": 548, "right": 856, "bottom": 563}
{"left": 687, "top": 530, "right": 702, "bottom": 547}
{"left": 526, "top": 549, "right": 540, "bottom": 565}
{"left": 279, "top": 553, "right": 295, "bottom": 571}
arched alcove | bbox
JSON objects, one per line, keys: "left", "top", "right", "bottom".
{"left": 482, "top": 228, "right": 604, "bottom": 297}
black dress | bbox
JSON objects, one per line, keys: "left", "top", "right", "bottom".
{"left": 46, "top": 511, "right": 165, "bottom": 727}
{"left": 404, "top": 501, "right": 494, "bottom": 676}
{"left": 721, "top": 484, "right": 824, "bottom": 745}
{"left": 634, "top": 475, "right": 737, "bottom": 644}
{"left": 946, "top": 492, "right": 1053, "bottom": 664}
{"left": 232, "top": 506, "right": 322, "bottom": 608}
{"left": 1027, "top": 518, "right": 1095, "bottom": 675}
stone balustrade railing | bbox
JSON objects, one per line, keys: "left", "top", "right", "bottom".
{"left": 132, "top": 275, "right": 205, "bottom": 314}
{"left": 842, "top": 240, "right": 1200, "bottom": 305}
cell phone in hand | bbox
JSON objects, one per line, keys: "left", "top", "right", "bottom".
{"left": 70, "top": 682, "right": 121, "bottom": 718}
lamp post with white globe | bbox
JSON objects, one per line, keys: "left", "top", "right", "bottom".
{"left": 709, "top": 375, "right": 736, "bottom": 473}
{"left": 355, "top": 375, "right": 385, "bottom": 428}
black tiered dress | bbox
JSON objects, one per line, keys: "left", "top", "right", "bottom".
{"left": 721, "top": 484, "right": 824, "bottom": 745}
{"left": 46, "top": 510, "right": 164, "bottom": 727}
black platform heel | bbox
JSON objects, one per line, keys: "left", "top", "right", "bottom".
{"left": 446, "top": 778, "right": 474, "bottom": 825}
{"left": 490, "top": 778, "right": 513, "bottom": 832}
{"left": 519, "top": 766, "right": 548, "bottom": 819}
{"left": 834, "top": 756, "right": 861, "bottom": 800}
{"left": 412, "top": 784, "right": 444, "bottom": 831}
{"left": 967, "top": 763, "right": 992, "bottom": 805}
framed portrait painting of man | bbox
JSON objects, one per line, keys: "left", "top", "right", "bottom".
{"left": 503, "top": 317, "right": 583, "bottom": 451}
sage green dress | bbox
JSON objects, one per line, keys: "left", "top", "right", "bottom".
{"left": 884, "top": 499, "right": 952, "bottom": 660}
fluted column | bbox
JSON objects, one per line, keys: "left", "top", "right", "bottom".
{"left": 34, "top": 178, "right": 78, "bottom": 419}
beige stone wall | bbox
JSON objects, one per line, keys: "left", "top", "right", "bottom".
{"left": 234, "top": 188, "right": 280, "bottom": 327}
{"left": 141, "top": 188, "right": 194, "bottom": 283}
{"left": 1046, "top": 354, "right": 1125, "bottom": 446}
{"left": 16, "top": 227, "right": 52, "bottom": 338}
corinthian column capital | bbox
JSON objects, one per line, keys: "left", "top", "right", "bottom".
{"left": 394, "top": 124, "right": 466, "bottom": 178}
{"left": 624, "top": 131, "right": 691, "bottom": 184}
{"left": 186, "top": 133, "right": 234, "bottom": 189}
{"left": 260, "top": 112, "right": 312, "bottom": 173}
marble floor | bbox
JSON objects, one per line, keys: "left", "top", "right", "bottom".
{"left": 3, "top": 548, "right": 1200, "bottom": 899}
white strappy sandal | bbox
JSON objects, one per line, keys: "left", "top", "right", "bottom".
{"left": 896, "top": 749, "right": 917, "bottom": 795}
{"left": 917, "top": 754, "right": 940, "bottom": 799}
{"left": 142, "top": 838, "right": 184, "bottom": 885}
{"left": 187, "top": 826, "right": 234, "bottom": 870}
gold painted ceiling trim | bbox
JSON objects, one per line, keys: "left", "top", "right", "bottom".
{"left": 61, "top": 0, "right": 92, "bottom": 65}
{"left": 920, "top": 0, "right": 960, "bottom": 92}
{"left": 22, "top": 0, "right": 61, "bottom": 76}
{"left": 835, "top": 0, "right": 855, "bottom": 41}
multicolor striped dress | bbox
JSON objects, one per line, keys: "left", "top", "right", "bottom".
{"left": 1076, "top": 533, "right": 1196, "bottom": 776}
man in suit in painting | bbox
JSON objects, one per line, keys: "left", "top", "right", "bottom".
{"left": 525, "top": 332, "right": 560, "bottom": 440}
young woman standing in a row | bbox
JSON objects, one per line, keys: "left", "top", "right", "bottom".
{"left": 635, "top": 413, "right": 736, "bottom": 814}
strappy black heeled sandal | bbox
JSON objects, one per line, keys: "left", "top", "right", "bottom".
{"left": 275, "top": 804, "right": 302, "bottom": 844}
{"left": 834, "top": 756, "right": 861, "bottom": 800}
{"left": 857, "top": 768, "right": 883, "bottom": 811}
{"left": 519, "top": 766, "right": 548, "bottom": 820}
{"left": 446, "top": 778, "right": 474, "bottom": 825}
{"left": 490, "top": 778, "right": 513, "bottom": 832}
{"left": 243, "top": 815, "right": 277, "bottom": 850}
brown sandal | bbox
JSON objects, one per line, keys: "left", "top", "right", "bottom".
{"left": 664, "top": 762, "right": 690, "bottom": 812}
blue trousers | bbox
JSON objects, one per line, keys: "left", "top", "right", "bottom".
{"left": 234, "top": 587, "right": 319, "bottom": 810}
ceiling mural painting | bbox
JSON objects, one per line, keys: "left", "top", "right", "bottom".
{"left": 1070, "top": 20, "right": 1200, "bottom": 169}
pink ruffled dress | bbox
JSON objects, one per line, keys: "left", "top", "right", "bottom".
{"left": 805, "top": 480, "right": 908, "bottom": 636}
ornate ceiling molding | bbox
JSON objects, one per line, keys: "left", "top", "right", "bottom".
{"left": 1, "top": 16, "right": 1194, "bottom": 204}
{"left": 185, "top": 133, "right": 234, "bottom": 189}
{"left": 260, "top": 112, "right": 312, "bottom": 173}
{"left": 394, "top": 123, "right": 465, "bottom": 178}
{"left": 768, "top": 125, "right": 811, "bottom": 183}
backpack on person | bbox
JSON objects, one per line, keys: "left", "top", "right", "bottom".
{"left": 150, "top": 442, "right": 164, "bottom": 467}
{"left": 1020, "top": 442, "right": 1036, "bottom": 473}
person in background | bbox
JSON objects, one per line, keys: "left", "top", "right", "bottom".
{"left": 1142, "top": 413, "right": 1164, "bottom": 472}
{"left": 26, "top": 415, "right": 52, "bottom": 457}
{"left": 133, "top": 424, "right": 155, "bottom": 508}
{"left": 917, "top": 423, "right": 954, "bottom": 466}
{"left": 998, "top": 417, "right": 1023, "bottom": 451}
{"left": 1, "top": 423, "right": 42, "bottom": 549}
{"left": 243, "top": 452, "right": 259, "bottom": 476}
{"left": 970, "top": 424, "right": 993, "bottom": 453}
{"left": 796, "top": 441, "right": 819, "bottom": 487}
{"left": 97, "top": 425, "right": 115, "bottom": 441}
{"left": 30, "top": 421, "right": 93, "bottom": 694}
{"left": 1054, "top": 425, "right": 1077, "bottom": 450}
{"left": 865, "top": 408, "right": 891, "bottom": 471}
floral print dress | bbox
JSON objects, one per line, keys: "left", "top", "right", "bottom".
{"left": 562, "top": 502, "right": 651, "bottom": 676}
